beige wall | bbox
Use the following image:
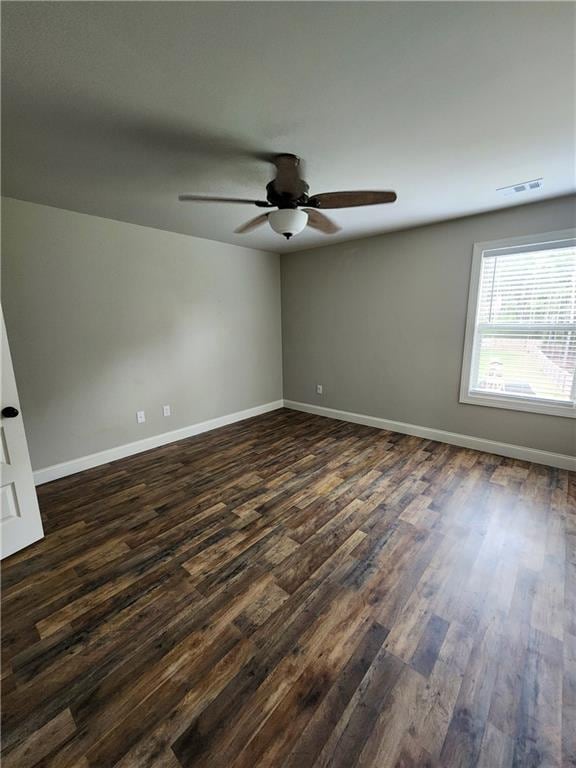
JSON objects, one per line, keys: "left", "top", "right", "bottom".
{"left": 3, "top": 195, "right": 574, "bottom": 471}
{"left": 1, "top": 198, "right": 282, "bottom": 470}
{"left": 281, "top": 196, "right": 576, "bottom": 456}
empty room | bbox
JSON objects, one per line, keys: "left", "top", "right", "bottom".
{"left": 1, "top": 2, "right": 575, "bottom": 766}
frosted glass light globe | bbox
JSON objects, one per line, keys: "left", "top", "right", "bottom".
{"left": 268, "top": 209, "right": 308, "bottom": 239}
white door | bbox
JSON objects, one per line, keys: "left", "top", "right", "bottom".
{"left": 1, "top": 310, "right": 44, "bottom": 559}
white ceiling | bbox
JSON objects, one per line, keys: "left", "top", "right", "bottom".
{"left": 2, "top": 2, "right": 575, "bottom": 253}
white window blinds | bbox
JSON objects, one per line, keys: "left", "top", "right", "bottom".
{"left": 462, "top": 233, "right": 576, "bottom": 417}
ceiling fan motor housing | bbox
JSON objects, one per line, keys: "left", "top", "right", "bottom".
{"left": 265, "top": 180, "right": 309, "bottom": 209}
{"left": 268, "top": 209, "right": 308, "bottom": 239}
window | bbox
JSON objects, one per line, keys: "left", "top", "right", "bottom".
{"left": 460, "top": 229, "right": 576, "bottom": 418}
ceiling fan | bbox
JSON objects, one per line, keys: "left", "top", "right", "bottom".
{"left": 178, "top": 154, "right": 397, "bottom": 240}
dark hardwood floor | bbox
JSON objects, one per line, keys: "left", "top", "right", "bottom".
{"left": 1, "top": 408, "right": 574, "bottom": 767}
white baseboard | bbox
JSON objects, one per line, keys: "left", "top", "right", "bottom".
{"left": 283, "top": 400, "right": 575, "bottom": 471}
{"left": 34, "top": 397, "right": 575, "bottom": 484}
{"left": 33, "top": 400, "right": 284, "bottom": 485}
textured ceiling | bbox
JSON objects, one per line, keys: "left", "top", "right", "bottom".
{"left": 2, "top": 2, "right": 575, "bottom": 252}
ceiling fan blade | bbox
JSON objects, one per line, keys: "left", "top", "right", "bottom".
{"left": 179, "top": 194, "right": 270, "bottom": 207}
{"left": 272, "top": 154, "right": 308, "bottom": 198}
{"left": 303, "top": 209, "right": 341, "bottom": 235}
{"left": 234, "top": 213, "right": 270, "bottom": 234}
{"left": 307, "top": 190, "right": 397, "bottom": 209}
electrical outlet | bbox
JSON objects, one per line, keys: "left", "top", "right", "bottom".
{"left": 163, "top": 405, "right": 171, "bottom": 417}
{"left": 316, "top": 384, "right": 323, "bottom": 395}
{"left": 136, "top": 410, "right": 146, "bottom": 424}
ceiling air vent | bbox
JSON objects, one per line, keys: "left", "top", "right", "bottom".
{"left": 497, "top": 178, "right": 543, "bottom": 197}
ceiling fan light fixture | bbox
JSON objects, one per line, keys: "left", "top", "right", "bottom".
{"left": 268, "top": 208, "right": 308, "bottom": 239}
{"left": 179, "top": 154, "right": 396, "bottom": 240}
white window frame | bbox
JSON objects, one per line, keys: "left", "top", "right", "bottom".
{"left": 460, "top": 228, "right": 576, "bottom": 419}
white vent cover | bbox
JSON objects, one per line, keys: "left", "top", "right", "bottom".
{"left": 497, "top": 178, "right": 543, "bottom": 197}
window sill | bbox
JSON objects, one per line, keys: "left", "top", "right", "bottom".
{"left": 460, "top": 391, "right": 575, "bottom": 419}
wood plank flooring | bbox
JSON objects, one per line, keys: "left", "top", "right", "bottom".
{"left": 1, "top": 408, "right": 575, "bottom": 767}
